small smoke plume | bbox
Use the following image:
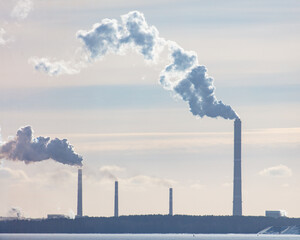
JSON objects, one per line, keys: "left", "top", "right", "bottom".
{"left": 30, "top": 11, "right": 238, "bottom": 120}
{"left": 0, "top": 126, "right": 83, "bottom": 166}
{"left": 99, "top": 169, "right": 117, "bottom": 181}
{"left": 11, "top": 0, "right": 33, "bottom": 20}
{"left": 8, "top": 207, "right": 23, "bottom": 218}
{"left": 127, "top": 175, "right": 174, "bottom": 188}
{"left": 99, "top": 165, "right": 125, "bottom": 181}
{"left": 68, "top": 209, "right": 75, "bottom": 219}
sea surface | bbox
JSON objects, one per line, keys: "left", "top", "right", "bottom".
{"left": 0, "top": 234, "right": 300, "bottom": 240}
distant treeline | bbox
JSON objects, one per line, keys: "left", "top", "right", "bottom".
{"left": 1, "top": 215, "right": 300, "bottom": 233}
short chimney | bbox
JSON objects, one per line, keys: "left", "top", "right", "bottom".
{"left": 169, "top": 188, "right": 173, "bottom": 216}
{"left": 114, "top": 181, "right": 119, "bottom": 217}
{"left": 77, "top": 168, "right": 83, "bottom": 217}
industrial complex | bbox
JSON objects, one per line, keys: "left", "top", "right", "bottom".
{"left": 42, "top": 118, "right": 286, "bottom": 219}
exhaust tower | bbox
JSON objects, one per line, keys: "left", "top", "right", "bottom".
{"left": 114, "top": 181, "right": 119, "bottom": 217}
{"left": 169, "top": 188, "right": 173, "bottom": 216}
{"left": 233, "top": 118, "right": 242, "bottom": 216}
{"left": 77, "top": 168, "right": 83, "bottom": 217}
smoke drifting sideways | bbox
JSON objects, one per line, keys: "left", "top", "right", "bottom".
{"left": 30, "top": 11, "right": 238, "bottom": 120}
{"left": 99, "top": 168, "right": 118, "bottom": 181}
{"left": 0, "top": 126, "right": 83, "bottom": 166}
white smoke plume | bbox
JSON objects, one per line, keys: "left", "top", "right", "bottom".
{"left": 126, "top": 175, "right": 174, "bottom": 188}
{"left": 8, "top": 207, "right": 23, "bottom": 218}
{"left": 30, "top": 11, "right": 238, "bottom": 120}
{"left": 0, "top": 126, "right": 83, "bottom": 166}
{"left": 68, "top": 209, "right": 75, "bottom": 219}
{"left": 99, "top": 165, "right": 125, "bottom": 181}
{"left": 11, "top": 0, "right": 33, "bottom": 20}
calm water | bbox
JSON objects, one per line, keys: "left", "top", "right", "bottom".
{"left": 0, "top": 234, "right": 300, "bottom": 240}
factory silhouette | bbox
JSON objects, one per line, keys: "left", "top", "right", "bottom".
{"left": 75, "top": 118, "right": 243, "bottom": 218}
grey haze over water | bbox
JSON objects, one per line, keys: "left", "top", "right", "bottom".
{"left": 1, "top": 234, "right": 300, "bottom": 240}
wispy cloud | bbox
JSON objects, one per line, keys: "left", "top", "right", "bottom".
{"left": 11, "top": 0, "right": 33, "bottom": 20}
{"left": 0, "top": 28, "right": 12, "bottom": 46}
{"left": 123, "top": 175, "right": 175, "bottom": 188}
{"left": 0, "top": 165, "right": 29, "bottom": 181}
{"left": 29, "top": 58, "right": 80, "bottom": 76}
{"left": 259, "top": 164, "right": 292, "bottom": 177}
{"left": 190, "top": 183, "right": 205, "bottom": 190}
{"left": 1, "top": 0, "right": 33, "bottom": 47}
{"left": 0, "top": 28, "right": 7, "bottom": 45}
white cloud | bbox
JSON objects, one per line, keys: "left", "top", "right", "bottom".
{"left": 0, "top": 0, "right": 33, "bottom": 47}
{"left": 11, "top": 0, "right": 33, "bottom": 20}
{"left": 0, "top": 28, "right": 11, "bottom": 46}
{"left": 259, "top": 164, "right": 292, "bottom": 178}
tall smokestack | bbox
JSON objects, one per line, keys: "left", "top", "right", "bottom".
{"left": 77, "top": 168, "right": 83, "bottom": 217}
{"left": 114, "top": 181, "right": 118, "bottom": 217}
{"left": 169, "top": 188, "right": 173, "bottom": 216}
{"left": 233, "top": 118, "right": 242, "bottom": 216}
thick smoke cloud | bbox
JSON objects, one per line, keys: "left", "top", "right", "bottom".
{"left": 30, "top": 11, "right": 238, "bottom": 120}
{"left": 76, "top": 11, "right": 163, "bottom": 61}
{"left": 0, "top": 126, "right": 82, "bottom": 166}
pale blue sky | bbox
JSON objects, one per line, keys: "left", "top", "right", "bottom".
{"left": 0, "top": 0, "right": 299, "bottom": 218}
